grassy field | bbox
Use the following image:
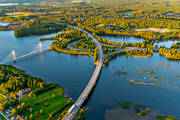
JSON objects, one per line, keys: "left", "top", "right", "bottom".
{"left": 20, "top": 85, "right": 69, "bottom": 120}
{"left": 0, "top": 93, "right": 8, "bottom": 103}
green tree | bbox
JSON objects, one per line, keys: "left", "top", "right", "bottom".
{"left": 11, "top": 108, "right": 17, "bottom": 115}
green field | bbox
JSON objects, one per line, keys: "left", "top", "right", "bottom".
{"left": 19, "top": 85, "right": 70, "bottom": 120}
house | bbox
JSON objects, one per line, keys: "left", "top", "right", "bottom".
{"left": 16, "top": 114, "right": 25, "bottom": 120}
{"left": 18, "top": 88, "right": 31, "bottom": 95}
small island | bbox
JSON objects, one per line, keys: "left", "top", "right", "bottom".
{"left": 118, "top": 102, "right": 177, "bottom": 120}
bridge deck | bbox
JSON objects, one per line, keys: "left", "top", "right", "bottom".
{"left": 2, "top": 48, "right": 49, "bottom": 65}
{"left": 60, "top": 22, "right": 104, "bottom": 120}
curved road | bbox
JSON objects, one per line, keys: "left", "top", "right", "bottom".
{"left": 67, "top": 41, "right": 139, "bottom": 52}
{"left": 53, "top": 22, "right": 104, "bottom": 120}
{"left": 53, "top": 22, "right": 150, "bottom": 120}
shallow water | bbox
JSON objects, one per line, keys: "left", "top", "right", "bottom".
{"left": 0, "top": 22, "right": 9, "bottom": 27}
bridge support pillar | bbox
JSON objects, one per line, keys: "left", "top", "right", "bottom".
{"left": 40, "top": 50, "right": 43, "bottom": 54}
{"left": 12, "top": 50, "right": 16, "bottom": 63}
{"left": 39, "top": 42, "right": 43, "bottom": 54}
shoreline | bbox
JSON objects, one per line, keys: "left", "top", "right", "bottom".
{"left": 0, "top": 64, "right": 84, "bottom": 120}
{"left": 51, "top": 46, "right": 94, "bottom": 56}
{"left": 127, "top": 54, "right": 153, "bottom": 58}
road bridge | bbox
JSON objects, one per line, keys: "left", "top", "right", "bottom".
{"left": 53, "top": 22, "right": 104, "bottom": 120}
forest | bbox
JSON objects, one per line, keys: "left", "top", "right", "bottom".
{"left": 0, "top": 0, "right": 179, "bottom": 40}
{"left": 159, "top": 48, "right": 180, "bottom": 60}
{"left": 0, "top": 65, "right": 44, "bottom": 95}
{"left": 0, "top": 0, "right": 179, "bottom": 119}
{"left": 14, "top": 20, "right": 66, "bottom": 37}
{"left": 171, "top": 43, "right": 180, "bottom": 49}
{"left": 51, "top": 29, "right": 88, "bottom": 49}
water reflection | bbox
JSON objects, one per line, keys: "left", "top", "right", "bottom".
{"left": 0, "top": 3, "right": 31, "bottom": 6}
{"left": 0, "top": 22, "right": 9, "bottom": 26}
{"left": 101, "top": 36, "right": 179, "bottom": 49}
{"left": 101, "top": 36, "right": 144, "bottom": 43}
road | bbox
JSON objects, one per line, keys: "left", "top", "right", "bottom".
{"left": 53, "top": 22, "right": 104, "bottom": 120}
{"left": 67, "top": 41, "right": 93, "bottom": 52}
{"left": 53, "top": 22, "right": 154, "bottom": 120}
{"left": 67, "top": 41, "right": 140, "bottom": 52}
{"left": 104, "top": 47, "right": 140, "bottom": 59}
{"left": 0, "top": 111, "right": 9, "bottom": 120}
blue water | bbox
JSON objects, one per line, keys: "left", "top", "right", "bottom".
{"left": 102, "top": 36, "right": 179, "bottom": 48}
{"left": 101, "top": 36, "right": 144, "bottom": 43}
{"left": 0, "top": 22, "right": 9, "bottom": 27}
{"left": 0, "top": 3, "right": 31, "bottom": 6}
{"left": 155, "top": 40, "right": 179, "bottom": 48}
{"left": 0, "top": 31, "right": 180, "bottom": 119}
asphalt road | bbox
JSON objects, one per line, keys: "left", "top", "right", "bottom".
{"left": 53, "top": 22, "right": 104, "bottom": 120}
{"left": 0, "top": 111, "right": 10, "bottom": 120}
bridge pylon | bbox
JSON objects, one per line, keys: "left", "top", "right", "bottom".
{"left": 12, "top": 50, "right": 16, "bottom": 63}
{"left": 38, "top": 42, "right": 43, "bottom": 54}
{"left": 40, "top": 50, "right": 43, "bottom": 54}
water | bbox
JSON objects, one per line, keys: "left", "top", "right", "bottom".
{"left": 0, "top": 31, "right": 95, "bottom": 99}
{"left": 85, "top": 54, "right": 180, "bottom": 120}
{"left": 102, "top": 36, "right": 179, "bottom": 48}
{"left": 155, "top": 40, "right": 179, "bottom": 48}
{"left": 125, "top": 11, "right": 135, "bottom": 16}
{"left": 0, "top": 3, "right": 31, "bottom": 6}
{"left": 0, "top": 31, "right": 180, "bottom": 119}
{"left": 101, "top": 36, "right": 144, "bottom": 43}
{"left": 0, "top": 22, "right": 9, "bottom": 27}
{"left": 0, "top": 3, "right": 19, "bottom": 6}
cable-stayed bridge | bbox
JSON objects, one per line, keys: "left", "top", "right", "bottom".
{"left": 1, "top": 42, "right": 49, "bottom": 65}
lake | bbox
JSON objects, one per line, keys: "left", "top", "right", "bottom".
{"left": 102, "top": 36, "right": 179, "bottom": 48}
{"left": 85, "top": 53, "right": 180, "bottom": 120}
{"left": 0, "top": 31, "right": 180, "bottom": 119}
{"left": 0, "top": 30, "right": 94, "bottom": 100}
{"left": 0, "top": 22, "right": 9, "bottom": 27}
{"left": 101, "top": 36, "right": 144, "bottom": 43}
{"left": 155, "top": 40, "right": 179, "bottom": 48}
{"left": 0, "top": 3, "right": 31, "bottom": 6}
